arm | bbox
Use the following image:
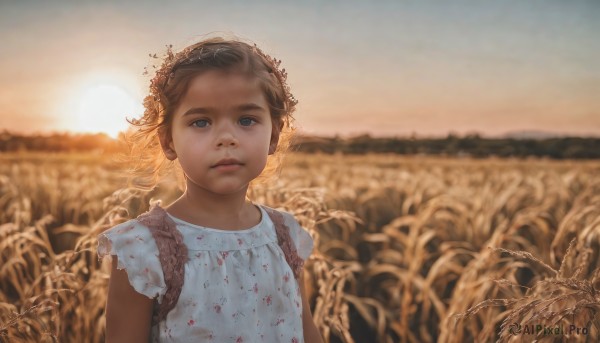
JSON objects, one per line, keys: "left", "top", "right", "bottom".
{"left": 299, "top": 270, "right": 324, "bottom": 343}
{"left": 105, "top": 256, "right": 154, "bottom": 343}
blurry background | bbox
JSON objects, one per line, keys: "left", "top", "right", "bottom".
{"left": 1, "top": 0, "right": 599, "bottom": 139}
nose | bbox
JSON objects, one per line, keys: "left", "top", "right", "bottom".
{"left": 215, "top": 123, "right": 239, "bottom": 148}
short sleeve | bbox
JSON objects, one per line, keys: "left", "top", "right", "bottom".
{"left": 97, "top": 220, "right": 167, "bottom": 302}
{"left": 280, "top": 212, "right": 314, "bottom": 261}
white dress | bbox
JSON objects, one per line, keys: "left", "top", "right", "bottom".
{"left": 97, "top": 204, "right": 314, "bottom": 343}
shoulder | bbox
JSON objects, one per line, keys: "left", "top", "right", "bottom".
{"left": 259, "top": 205, "right": 314, "bottom": 261}
{"left": 97, "top": 219, "right": 154, "bottom": 255}
{"left": 97, "top": 218, "right": 167, "bottom": 301}
{"left": 97, "top": 217, "right": 159, "bottom": 265}
{"left": 97, "top": 204, "right": 177, "bottom": 254}
{"left": 259, "top": 204, "right": 297, "bottom": 226}
{"left": 104, "top": 218, "right": 150, "bottom": 235}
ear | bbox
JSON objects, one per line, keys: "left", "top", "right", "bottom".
{"left": 268, "top": 120, "right": 284, "bottom": 155}
{"left": 158, "top": 127, "right": 177, "bottom": 160}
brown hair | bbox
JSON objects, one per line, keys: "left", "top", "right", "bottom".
{"left": 124, "top": 35, "right": 298, "bottom": 191}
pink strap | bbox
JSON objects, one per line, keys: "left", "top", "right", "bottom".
{"left": 136, "top": 205, "right": 188, "bottom": 325}
{"left": 264, "top": 208, "right": 305, "bottom": 279}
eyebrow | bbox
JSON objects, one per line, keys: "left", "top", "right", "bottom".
{"left": 182, "top": 103, "right": 266, "bottom": 116}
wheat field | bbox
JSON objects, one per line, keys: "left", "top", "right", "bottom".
{"left": 1, "top": 152, "right": 599, "bottom": 342}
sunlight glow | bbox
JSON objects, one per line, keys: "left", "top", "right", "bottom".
{"left": 58, "top": 71, "right": 145, "bottom": 138}
{"left": 72, "top": 83, "right": 141, "bottom": 138}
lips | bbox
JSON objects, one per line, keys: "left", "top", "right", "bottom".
{"left": 212, "top": 158, "right": 243, "bottom": 168}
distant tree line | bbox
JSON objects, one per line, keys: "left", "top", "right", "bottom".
{"left": 0, "top": 131, "right": 121, "bottom": 153}
{"left": 1, "top": 131, "right": 599, "bottom": 159}
{"left": 293, "top": 134, "right": 600, "bottom": 159}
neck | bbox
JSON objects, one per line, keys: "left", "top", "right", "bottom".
{"left": 189, "top": 184, "right": 249, "bottom": 214}
{"left": 165, "top": 179, "right": 256, "bottom": 230}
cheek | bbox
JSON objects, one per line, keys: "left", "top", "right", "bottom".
{"left": 249, "top": 139, "right": 270, "bottom": 158}
{"left": 246, "top": 137, "right": 270, "bottom": 163}
{"left": 245, "top": 125, "right": 272, "bottom": 147}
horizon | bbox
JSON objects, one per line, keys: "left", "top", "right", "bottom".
{"left": 2, "top": 127, "right": 599, "bottom": 140}
{"left": 1, "top": 1, "right": 598, "bottom": 138}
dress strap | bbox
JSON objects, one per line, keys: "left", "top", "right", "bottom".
{"left": 263, "top": 208, "right": 305, "bottom": 280}
{"left": 136, "top": 204, "right": 189, "bottom": 326}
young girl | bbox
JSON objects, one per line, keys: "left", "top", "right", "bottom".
{"left": 97, "top": 35, "right": 323, "bottom": 343}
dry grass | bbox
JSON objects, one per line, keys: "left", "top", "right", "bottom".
{"left": 1, "top": 152, "right": 599, "bottom": 342}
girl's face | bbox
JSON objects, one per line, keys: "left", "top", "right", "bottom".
{"left": 161, "top": 69, "right": 279, "bottom": 195}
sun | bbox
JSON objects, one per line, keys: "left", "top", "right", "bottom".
{"left": 58, "top": 71, "right": 144, "bottom": 138}
{"left": 69, "top": 82, "right": 142, "bottom": 138}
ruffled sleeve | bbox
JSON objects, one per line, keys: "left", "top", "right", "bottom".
{"left": 280, "top": 211, "right": 314, "bottom": 261}
{"left": 97, "top": 220, "right": 167, "bottom": 302}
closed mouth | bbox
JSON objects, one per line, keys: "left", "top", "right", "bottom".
{"left": 212, "top": 159, "right": 243, "bottom": 168}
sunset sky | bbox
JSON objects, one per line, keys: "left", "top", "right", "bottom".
{"left": 1, "top": 0, "right": 598, "bottom": 138}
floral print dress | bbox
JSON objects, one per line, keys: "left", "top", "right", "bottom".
{"left": 97, "top": 204, "right": 314, "bottom": 343}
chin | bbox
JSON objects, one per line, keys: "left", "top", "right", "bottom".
{"left": 206, "top": 182, "right": 250, "bottom": 195}
{"left": 211, "top": 187, "right": 247, "bottom": 195}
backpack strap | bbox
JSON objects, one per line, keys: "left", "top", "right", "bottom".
{"left": 136, "top": 204, "right": 188, "bottom": 326}
{"left": 263, "top": 207, "right": 305, "bottom": 280}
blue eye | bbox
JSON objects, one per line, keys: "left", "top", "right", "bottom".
{"left": 239, "top": 117, "right": 256, "bottom": 126}
{"left": 192, "top": 119, "right": 209, "bottom": 128}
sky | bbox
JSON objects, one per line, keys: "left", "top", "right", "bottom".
{"left": 0, "top": 0, "right": 599, "bottom": 138}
